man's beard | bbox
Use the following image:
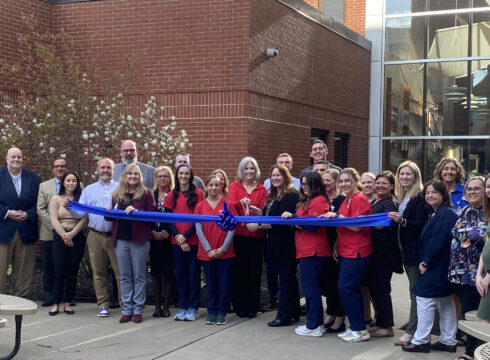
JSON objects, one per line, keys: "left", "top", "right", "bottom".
{"left": 99, "top": 173, "right": 112, "bottom": 182}
{"left": 122, "top": 155, "right": 137, "bottom": 166}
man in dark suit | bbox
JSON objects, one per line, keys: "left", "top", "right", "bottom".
{"left": 113, "top": 140, "right": 155, "bottom": 189}
{"left": 0, "top": 147, "right": 41, "bottom": 297}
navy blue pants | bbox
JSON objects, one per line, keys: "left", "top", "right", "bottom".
{"left": 337, "top": 254, "right": 372, "bottom": 331}
{"left": 299, "top": 256, "right": 327, "bottom": 330}
{"left": 202, "top": 258, "right": 232, "bottom": 316}
{"left": 41, "top": 240, "right": 54, "bottom": 302}
{"left": 172, "top": 244, "right": 201, "bottom": 310}
{"left": 266, "top": 249, "right": 279, "bottom": 302}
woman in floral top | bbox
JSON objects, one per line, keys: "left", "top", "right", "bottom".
{"left": 448, "top": 176, "right": 487, "bottom": 360}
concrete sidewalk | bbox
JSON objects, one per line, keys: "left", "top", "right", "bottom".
{"left": 0, "top": 274, "right": 457, "bottom": 360}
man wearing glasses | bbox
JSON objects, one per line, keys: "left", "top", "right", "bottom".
{"left": 37, "top": 158, "right": 69, "bottom": 307}
{"left": 113, "top": 140, "right": 155, "bottom": 188}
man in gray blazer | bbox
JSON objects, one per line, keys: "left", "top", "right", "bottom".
{"left": 36, "top": 157, "right": 68, "bottom": 306}
{"left": 113, "top": 140, "right": 155, "bottom": 189}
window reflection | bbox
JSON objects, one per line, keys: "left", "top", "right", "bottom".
{"left": 386, "top": 0, "right": 426, "bottom": 15}
{"left": 427, "top": 13, "right": 469, "bottom": 59}
{"left": 385, "top": 17, "right": 425, "bottom": 61}
{"left": 471, "top": 67, "right": 490, "bottom": 135}
{"left": 384, "top": 64, "right": 424, "bottom": 136}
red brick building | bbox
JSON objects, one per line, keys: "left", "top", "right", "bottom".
{"left": 0, "top": 0, "right": 370, "bottom": 181}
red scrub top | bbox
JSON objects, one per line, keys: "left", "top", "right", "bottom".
{"left": 295, "top": 195, "right": 331, "bottom": 259}
{"left": 194, "top": 198, "right": 236, "bottom": 261}
{"left": 336, "top": 191, "right": 372, "bottom": 258}
{"left": 228, "top": 180, "right": 267, "bottom": 238}
{"left": 163, "top": 188, "right": 204, "bottom": 245}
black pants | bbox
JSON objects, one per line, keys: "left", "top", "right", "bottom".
{"left": 41, "top": 240, "right": 54, "bottom": 302}
{"left": 275, "top": 240, "right": 300, "bottom": 322}
{"left": 231, "top": 236, "right": 263, "bottom": 315}
{"left": 455, "top": 284, "right": 484, "bottom": 357}
{"left": 51, "top": 231, "right": 86, "bottom": 304}
{"left": 322, "top": 256, "right": 345, "bottom": 317}
{"left": 367, "top": 256, "right": 394, "bottom": 328}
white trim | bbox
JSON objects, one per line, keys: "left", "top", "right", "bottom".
{"left": 386, "top": 6, "right": 490, "bottom": 19}
{"left": 385, "top": 56, "right": 490, "bottom": 65}
{"left": 382, "top": 136, "right": 490, "bottom": 140}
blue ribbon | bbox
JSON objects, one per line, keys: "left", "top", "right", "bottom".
{"left": 69, "top": 200, "right": 392, "bottom": 231}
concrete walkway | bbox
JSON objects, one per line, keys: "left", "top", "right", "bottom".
{"left": 0, "top": 274, "right": 458, "bottom": 360}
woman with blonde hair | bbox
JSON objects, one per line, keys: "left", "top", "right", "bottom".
{"left": 361, "top": 172, "right": 376, "bottom": 203}
{"left": 388, "top": 161, "right": 428, "bottom": 345}
{"left": 150, "top": 166, "right": 175, "bottom": 318}
{"left": 433, "top": 157, "right": 468, "bottom": 214}
{"left": 211, "top": 169, "right": 229, "bottom": 198}
{"left": 109, "top": 163, "right": 156, "bottom": 324}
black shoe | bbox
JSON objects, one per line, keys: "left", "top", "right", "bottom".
{"left": 236, "top": 312, "right": 248, "bottom": 318}
{"left": 324, "top": 319, "right": 335, "bottom": 328}
{"left": 402, "top": 343, "right": 430, "bottom": 353}
{"left": 48, "top": 309, "right": 59, "bottom": 316}
{"left": 70, "top": 301, "right": 76, "bottom": 307}
{"left": 430, "top": 341, "right": 457, "bottom": 353}
{"left": 268, "top": 318, "right": 292, "bottom": 327}
{"left": 153, "top": 308, "right": 163, "bottom": 318}
{"left": 292, "top": 314, "right": 300, "bottom": 323}
{"left": 42, "top": 301, "right": 53, "bottom": 307}
{"left": 109, "top": 303, "right": 120, "bottom": 309}
{"left": 247, "top": 312, "right": 256, "bottom": 318}
{"left": 325, "top": 322, "right": 346, "bottom": 333}
{"left": 64, "top": 309, "right": 75, "bottom": 315}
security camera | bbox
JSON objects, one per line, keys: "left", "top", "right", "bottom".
{"left": 266, "top": 48, "right": 278, "bottom": 58}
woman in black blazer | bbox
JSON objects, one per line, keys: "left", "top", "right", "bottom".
{"left": 388, "top": 161, "right": 428, "bottom": 346}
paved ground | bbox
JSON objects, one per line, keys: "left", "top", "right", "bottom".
{"left": 0, "top": 273, "right": 459, "bottom": 360}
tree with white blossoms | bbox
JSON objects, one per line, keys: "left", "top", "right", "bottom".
{"left": 0, "top": 15, "right": 189, "bottom": 184}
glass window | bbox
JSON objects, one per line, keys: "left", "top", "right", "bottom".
{"left": 386, "top": 0, "right": 426, "bottom": 15}
{"left": 468, "top": 139, "right": 489, "bottom": 176}
{"left": 382, "top": 139, "right": 423, "bottom": 175}
{"left": 384, "top": 64, "right": 424, "bottom": 136}
{"left": 471, "top": 11, "right": 490, "bottom": 57}
{"left": 385, "top": 17, "right": 425, "bottom": 61}
{"left": 471, "top": 67, "right": 490, "bottom": 135}
{"left": 428, "top": 0, "right": 470, "bottom": 11}
{"left": 426, "top": 61, "right": 469, "bottom": 135}
{"left": 427, "top": 13, "right": 470, "bottom": 59}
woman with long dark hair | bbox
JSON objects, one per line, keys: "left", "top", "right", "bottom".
{"left": 49, "top": 172, "right": 87, "bottom": 316}
{"left": 150, "top": 166, "right": 175, "bottom": 318}
{"left": 282, "top": 171, "right": 330, "bottom": 337}
{"left": 163, "top": 164, "right": 204, "bottom": 321}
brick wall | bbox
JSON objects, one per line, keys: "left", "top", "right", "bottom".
{"left": 344, "top": 0, "right": 366, "bottom": 36}
{"left": 249, "top": 0, "right": 370, "bottom": 174}
{"left": 1, "top": 0, "right": 370, "bottom": 181}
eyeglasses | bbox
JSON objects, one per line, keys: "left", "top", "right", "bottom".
{"left": 466, "top": 187, "right": 482, "bottom": 193}
{"left": 157, "top": 175, "right": 170, "bottom": 179}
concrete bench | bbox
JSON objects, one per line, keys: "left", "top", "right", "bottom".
{"left": 475, "top": 342, "right": 490, "bottom": 360}
{"left": 0, "top": 318, "right": 6, "bottom": 328}
{"left": 458, "top": 320, "right": 490, "bottom": 343}
{"left": 0, "top": 294, "right": 37, "bottom": 360}
{"left": 465, "top": 310, "right": 478, "bottom": 321}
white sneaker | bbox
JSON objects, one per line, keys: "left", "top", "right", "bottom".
{"left": 174, "top": 308, "right": 186, "bottom": 321}
{"left": 341, "top": 329, "right": 370, "bottom": 343}
{"left": 338, "top": 328, "right": 351, "bottom": 338}
{"left": 294, "top": 325, "right": 324, "bottom": 337}
{"left": 97, "top": 307, "right": 109, "bottom": 317}
{"left": 184, "top": 308, "right": 199, "bottom": 321}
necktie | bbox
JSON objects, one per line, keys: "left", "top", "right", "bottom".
{"left": 56, "top": 180, "right": 60, "bottom": 194}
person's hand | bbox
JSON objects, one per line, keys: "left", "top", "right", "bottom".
{"left": 161, "top": 230, "right": 169, "bottom": 239}
{"left": 214, "top": 248, "right": 225, "bottom": 258}
{"left": 125, "top": 205, "right": 136, "bottom": 214}
{"left": 17, "top": 211, "right": 28, "bottom": 221}
{"left": 476, "top": 274, "right": 489, "bottom": 297}
{"left": 180, "top": 242, "right": 190, "bottom": 252}
{"left": 105, "top": 205, "right": 111, "bottom": 211}
{"left": 175, "top": 234, "right": 186, "bottom": 245}
{"left": 7, "top": 210, "right": 25, "bottom": 222}
{"left": 388, "top": 212, "right": 401, "bottom": 223}
{"left": 321, "top": 212, "right": 338, "bottom": 219}
{"left": 62, "top": 199, "right": 70, "bottom": 208}
{"left": 419, "top": 262, "right": 428, "bottom": 275}
{"left": 249, "top": 205, "right": 262, "bottom": 215}
{"left": 152, "top": 230, "right": 164, "bottom": 241}
{"left": 240, "top": 198, "right": 251, "bottom": 215}
{"left": 246, "top": 223, "right": 260, "bottom": 232}
{"left": 207, "top": 249, "right": 217, "bottom": 259}
{"left": 281, "top": 211, "right": 292, "bottom": 219}
{"left": 61, "top": 232, "right": 74, "bottom": 242}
